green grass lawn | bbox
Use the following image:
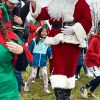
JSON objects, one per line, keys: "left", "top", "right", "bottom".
{"left": 20, "top": 66, "right": 100, "bottom": 100}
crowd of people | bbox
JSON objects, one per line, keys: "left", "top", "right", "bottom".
{"left": 0, "top": 0, "right": 99, "bottom": 100}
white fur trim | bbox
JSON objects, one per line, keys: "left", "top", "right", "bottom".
{"left": 36, "top": 26, "right": 42, "bottom": 32}
{"left": 45, "top": 32, "right": 87, "bottom": 48}
{"left": 79, "top": 40, "right": 87, "bottom": 48}
{"left": 50, "top": 75, "right": 75, "bottom": 89}
{"left": 50, "top": 75, "right": 67, "bottom": 89}
{"left": 66, "top": 76, "right": 75, "bottom": 89}
{"left": 44, "top": 37, "right": 58, "bottom": 45}
{"left": 62, "top": 34, "right": 79, "bottom": 44}
{"left": 60, "top": 22, "right": 87, "bottom": 48}
{"left": 72, "top": 22, "right": 87, "bottom": 44}
{"left": 44, "top": 35, "right": 62, "bottom": 45}
{"left": 30, "top": 1, "right": 41, "bottom": 18}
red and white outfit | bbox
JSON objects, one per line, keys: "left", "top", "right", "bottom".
{"left": 85, "top": 35, "right": 100, "bottom": 77}
{"left": 30, "top": 0, "right": 92, "bottom": 89}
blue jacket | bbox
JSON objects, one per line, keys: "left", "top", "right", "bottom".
{"left": 29, "top": 38, "right": 52, "bottom": 67}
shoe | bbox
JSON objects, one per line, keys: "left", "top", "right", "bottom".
{"left": 24, "top": 82, "right": 29, "bottom": 91}
{"left": 88, "top": 94, "right": 97, "bottom": 98}
{"left": 78, "top": 75, "right": 80, "bottom": 79}
{"left": 44, "top": 89, "right": 51, "bottom": 93}
{"left": 75, "top": 75, "right": 79, "bottom": 81}
{"left": 31, "top": 80, "right": 35, "bottom": 83}
{"left": 75, "top": 77, "right": 78, "bottom": 81}
{"left": 80, "top": 85, "right": 88, "bottom": 98}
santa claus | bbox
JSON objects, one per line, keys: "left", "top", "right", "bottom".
{"left": 21, "top": 0, "right": 92, "bottom": 99}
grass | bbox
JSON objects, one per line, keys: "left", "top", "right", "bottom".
{"left": 20, "top": 66, "right": 100, "bottom": 100}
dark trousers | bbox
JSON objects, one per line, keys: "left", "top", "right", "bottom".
{"left": 86, "top": 76, "right": 100, "bottom": 93}
{"left": 89, "top": 76, "right": 100, "bottom": 92}
{"left": 15, "top": 70, "right": 24, "bottom": 91}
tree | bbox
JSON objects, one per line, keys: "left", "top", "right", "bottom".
{"left": 89, "top": 1, "right": 100, "bottom": 32}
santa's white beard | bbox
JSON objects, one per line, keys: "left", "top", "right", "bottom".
{"left": 48, "top": 0, "right": 78, "bottom": 21}
{"left": 48, "top": 0, "right": 68, "bottom": 19}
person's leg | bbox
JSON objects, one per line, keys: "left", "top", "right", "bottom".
{"left": 15, "top": 70, "right": 24, "bottom": 92}
{"left": 24, "top": 67, "right": 38, "bottom": 91}
{"left": 80, "top": 76, "right": 100, "bottom": 98}
{"left": 83, "top": 64, "right": 87, "bottom": 75}
{"left": 80, "top": 66, "right": 100, "bottom": 98}
{"left": 75, "top": 65, "right": 82, "bottom": 79}
{"left": 88, "top": 76, "right": 100, "bottom": 96}
{"left": 36, "top": 67, "right": 40, "bottom": 79}
{"left": 41, "top": 66, "right": 50, "bottom": 93}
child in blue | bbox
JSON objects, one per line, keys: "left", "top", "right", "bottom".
{"left": 24, "top": 27, "right": 52, "bottom": 93}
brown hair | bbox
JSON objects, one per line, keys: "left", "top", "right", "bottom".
{"left": 0, "top": 19, "right": 11, "bottom": 41}
{"left": 35, "top": 27, "right": 45, "bottom": 44}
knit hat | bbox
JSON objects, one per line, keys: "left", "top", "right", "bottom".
{"left": 32, "top": 25, "right": 42, "bottom": 33}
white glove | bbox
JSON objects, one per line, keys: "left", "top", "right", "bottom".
{"left": 61, "top": 26, "right": 74, "bottom": 35}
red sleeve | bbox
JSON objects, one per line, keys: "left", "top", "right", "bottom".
{"left": 86, "top": 38, "right": 100, "bottom": 59}
{"left": 74, "top": 0, "right": 92, "bottom": 34}
{"left": 36, "top": 7, "right": 50, "bottom": 20}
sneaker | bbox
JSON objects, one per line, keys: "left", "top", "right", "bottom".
{"left": 24, "top": 82, "right": 29, "bottom": 91}
{"left": 32, "top": 80, "right": 35, "bottom": 83}
{"left": 80, "top": 85, "right": 88, "bottom": 98}
{"left": 44, "top": 89, "right": 51, "bottom": 93}
{"left": 75, "top": 77, "right": 78, "bottom": 81}
{"left": 88, "top": 94, "right": 97, "bottom": 99}
{"left": 78, "top": 75, "right": 80, "bottom": 79}
{"left": 75, "top": 75, "right": 79, "bottom": 81}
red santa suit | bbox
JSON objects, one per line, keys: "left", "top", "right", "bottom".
{"left": 30, "top": 0, "right": 92, "bottom": 89}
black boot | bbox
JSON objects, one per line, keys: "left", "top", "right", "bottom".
{"left": 63, "top": 89, "right": 71, "bottom": 100}
{"left": 54, "top": 88, "right": 64, "bottom": 100}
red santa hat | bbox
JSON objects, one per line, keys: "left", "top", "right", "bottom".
{"left": 33, "top": 25, "right": 42, "bottom": 33}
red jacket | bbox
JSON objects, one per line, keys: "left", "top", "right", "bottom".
{"left": 85, "top": 35, "right": 100, "bottom": 67}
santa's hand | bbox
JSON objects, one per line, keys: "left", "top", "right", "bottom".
{"left": 6, "top": 41, "right": 23, "bottom": 54}
{"left": 61, "top": 26, "right": 74, "bottom": 35}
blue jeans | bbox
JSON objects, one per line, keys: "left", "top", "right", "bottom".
{"left": 15, "top": 70, "right": 24, "bottom": 91}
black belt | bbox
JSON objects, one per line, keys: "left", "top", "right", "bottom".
{"left": 52, "top": 21, "right": 76, "bottom": 29}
